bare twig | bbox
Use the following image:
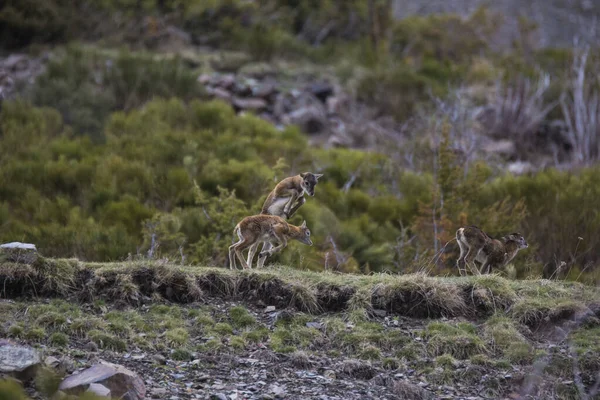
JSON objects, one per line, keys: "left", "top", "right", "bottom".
{"left": 560, "top": 45, "right": 600, "bottom": 164}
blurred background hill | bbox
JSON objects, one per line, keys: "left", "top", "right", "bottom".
{"left": 1, "top": 0, "right": 600, "bottom": 282}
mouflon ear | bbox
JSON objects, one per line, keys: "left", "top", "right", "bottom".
{"left": 301, "top": 220, "right": 307, "bottom": 228}
{"left": 300, "top": 173, "right": 308, "bottom": 179}
{"left": 314, "top": 173, "right": 323, "bottom": 180}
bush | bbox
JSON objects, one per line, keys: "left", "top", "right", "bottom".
{"left": 30, "top": 46, "right": 203, "bottom": 141}
{"left": 1, "top": 93, "right": 600, "bottom": 278}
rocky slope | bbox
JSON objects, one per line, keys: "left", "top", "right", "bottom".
{"left": 1, "top": 250, "right": 599, "bottom": 399}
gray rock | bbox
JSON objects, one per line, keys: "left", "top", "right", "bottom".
{"left": 308, "top": 82, "right": 334, "bottom": 103}
{"left": 0, "top": 340, "right": 41, "bottom": 380}
{"left": 483, "top": 139, "right": 516, "bottom": 157}
{"left": 84, "top": 341, "right": 99, "bottom": 352}
{"left": 306, "top": 322, "right": 323, "bottom": 330}
{"left": 207, "top": 87, "right": 233, "bottom": 102}
{"left": 150, "top": 387, "right": 168, "bottom": 398}
{"left": 45, "top": 356, "right": 61, "bottom": 368}
{"left": 0, "top": 242, "right": 38, "bottom": 264}
{"left": 59, "top": 361, "right": 146, "bottom": 400}
{"left": 285, "top": 106, "right": 328, "bottom": 134}
{"left": 252, "top": 83, "right": 277, "bottom": 99}
{"left": 371, "top": 309, "right": 387, "bottom": 318}
{"left": 232, "top": 97, "right": 268, "bottom": 111}
{"left": 197, "top": 74, "right": 212, "bottom": 85}
{"left": 88, "top": 383, "right": 111, "bottom": 397}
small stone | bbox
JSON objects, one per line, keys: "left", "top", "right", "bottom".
{"left": 371, "top": 309, "right": 387, "bottom": 318}
{"left": 84, "top": 341, "right": 99, "bottom": 352}
{"left": 212, "top": 394, "right": 228, "bottom": 400}
{"left": 45, "top": 356, "right": 61, "bottom": 368}
{"left": 150, "top": 387, "right": 168, "bottom": 398}
{"left": 306, "top": 322, "right": 323, "bottom": 330}
{"left": 264, "top": 306, "right": 276, "bottom": 313}
{"left": 323, "top": 370, "right": 336, "bottom": 379}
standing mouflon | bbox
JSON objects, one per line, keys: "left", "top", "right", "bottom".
{"left": 229, "top": 215, "right": 313, "bottom": 270}
{"left": 456, "top": 226, "right": 528, "bottom": 276}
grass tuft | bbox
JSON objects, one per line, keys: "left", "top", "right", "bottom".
{"left": 24, "top": 327, "right": 46, "bottom": 342}
{"left": 229, "top": 306, "right": 256, "bottom": 328}
{"left": 172, "top": 348, "right": 193, "bottom": 361}
{"left": 165, "top": 328, "right": 190, "bottom": 346}
{"left": 88, "top": 330, "right": 126, "bottom": 351}
{"left": 425, "top": 322, "right": 486, "bottom": 359}
{"left": 49, "top": 332, "right": 69, "bottom": 347}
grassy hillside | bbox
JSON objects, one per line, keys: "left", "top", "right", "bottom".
{"left": 1, "top": 257, "right": 599, "bottom": 398}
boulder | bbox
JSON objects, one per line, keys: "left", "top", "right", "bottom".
{"left": 232, "top": 97, "right": 268, "bottom": 112}
{"left": 0, "top": 242, "right": 38, "bottom": 264}
{"left": 59, "top": 361, "right": 146, "bottom": 400}
{"left": 0, "top": 340, "right": 41, "bottom": 381}
{"left": 207, "top": 87, "right": 233, "bottom": 102}
{"left": 252, "top": 82, "right": 277, "bottom": 99}
{"left": 285, "top": 105, "right": 328, "bottom": 134}
{"left": 214, "top": 74, "right": 236, "bottom": 89}
{"left": 308, "top": 82, "right": 334, "bottom": 103}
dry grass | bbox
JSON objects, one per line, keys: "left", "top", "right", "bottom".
{"left": 1, "top": 258, "right": 598, "bottom": 331}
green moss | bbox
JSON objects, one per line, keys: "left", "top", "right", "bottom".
{"left": 229, "top": 306, "right": 256, "bottom": 328}
{"left": 426, "top": 322, "right": 486, "bottom": 359}
{"left": 24, "top": 327, "right": 46, "bottom": 342}
{"left": 172, "top": 348, "right": 192, "bottom": 361}
{"left": 165, "top": 328, "right": 190, "bottom": 347}
{"left": 8, "top": 324, "right": 24, "bottom": 338}
{"left": 229, "top": 336, "right": 246, "bottom": 351}
{"left": 35, "top": 312, "right": 67, "bottom": 331}
{"left": 70, "top": 317, "right": 106, "bottom": 337}
{"left": 358, "top": 345, "right": 382, "bottom": 360}
{"left": 243, "top": 327, "right": 269, "bottom": 343}
{"left": 435, "top": 354, "right": 457, "bottom": 368}
{"left": 213, "top": 323, "right": 234, "bottom": 336}
{"left": 198, "top": 339, "right": 222, "bottom": 353}
{"left": 49, "top": 332, "right": 69, "bottom": 347}
{"left": 88, "top": 330, "right": 126, "bottom": 351}
{"left": 470, "top": 354, "right": 493, "bottom": 366}
{"left": 193, "top": 313, "right": 215, "bottom": 327}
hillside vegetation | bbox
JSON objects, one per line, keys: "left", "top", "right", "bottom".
{"left": 0, "top": 258, "right": 599, "bottom": 398}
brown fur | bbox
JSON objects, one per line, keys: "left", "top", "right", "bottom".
{"left": 229, "top": 215, "right": 313, "bottom": 270}
{"left": 456, "top": 226, "right": 528, "bottom": 276}
{"left": 261, "top": 172, "right": 323, "bottom": 219}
